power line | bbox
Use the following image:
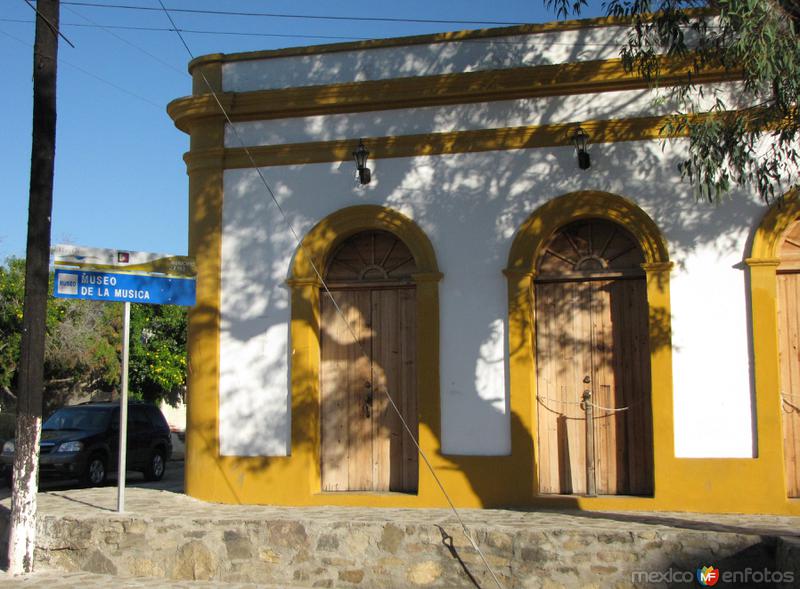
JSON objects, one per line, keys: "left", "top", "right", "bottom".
{"left": 62, "top": 1, "right": 529, "bottom": 26}
{"left": 0, "top": 26, "right": 161, "bottom": 108}
{"left": 0, "top": 18, "right": 372, "bottom": 41}
{"left": 0, "top": 18, "right": 629, "bottom": 47}
{"left": 62, "top": 4, "right": 184, "bottom": 74}
{"left": 22, "top": 0, "right": 75, "bottom": 47}
{"left": 155, "top": 1, "right": 507, "bottom": 588}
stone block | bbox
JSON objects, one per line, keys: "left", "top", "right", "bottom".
{"left": 316, "top": 533, "right": 340, "bottom": 552}
{"left": 407, "top": 561, "right": 443, "bottom": 585}
{"left": 378, "top": 523, "right": 404, "bottom": 554}
{"left": 83, "top": 549, "right": 117, "bottom": 575}
{"left": 338, "top": 569, "right": 366, "bottom": 584}
{"left": 172, "top": 540, "right": 218, "bottom": 581}
{"left": 223, "top": 530, "right": 253, "bottom": 560}
{"left": 268, "top": 521, "right": 307, "bottom": 548}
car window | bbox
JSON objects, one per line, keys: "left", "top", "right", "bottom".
{"left": 44, "top": 407, "right": 111, "bottom": 431}
{"left": 146, "top": 406, "right": 168, "bottom": 430}
{"left": 129, "top": 407, "right": 152, "bottom": 434}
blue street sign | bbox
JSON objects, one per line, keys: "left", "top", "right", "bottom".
{"left": 54, "top": 269, "right": 196, "bottom": 306}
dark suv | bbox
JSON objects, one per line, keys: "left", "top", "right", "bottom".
{"left": 1, "top": 402, "right": 172, "bottom": 486}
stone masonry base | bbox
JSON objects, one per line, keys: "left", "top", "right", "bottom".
{"left": 2, "top": 487, "right": 800, "bottom": 588}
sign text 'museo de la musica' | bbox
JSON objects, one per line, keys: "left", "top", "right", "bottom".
{"left": 54, "top": 268, "right": 195, "bottom": 305}
{"left": 52, "top": 245, "right": 196, "bottom": 306}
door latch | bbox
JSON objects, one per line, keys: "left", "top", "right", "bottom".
{"left": 363, "top": 392, "right": 374, "bottom": 418}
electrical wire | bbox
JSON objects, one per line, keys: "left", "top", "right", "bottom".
{"left": 22, "top": 0, "right": 75, "bottom": 47}
{"left": 62, "top": 4, "right": 185, "bottom": 75}
{"left": 0, "top": 18, "right": 372, "bottom": 42}
{"left": 156, "top": 1, "right": 507, "bottom": 587}
{"left": 65, "top": 0, "right": 529, "bottom": 26}
{"left": 0, "top": 18, "right": 637, "bottom": 48}
{"left": 0, "top": 26, "right": 161, "bottom": 108}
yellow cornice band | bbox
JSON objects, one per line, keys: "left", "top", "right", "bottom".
{"left": 183, "top": 113, "right": 699, "bottom": 171}
{"left": 169, "top": 56, "right": 737, "bottom": 133}
{"left": 186, "top": 9, "right": 716, "bottom": 72}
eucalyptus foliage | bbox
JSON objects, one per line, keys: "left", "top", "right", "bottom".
{"left": 547, "top": 0, "right": 799, "bottom": 202}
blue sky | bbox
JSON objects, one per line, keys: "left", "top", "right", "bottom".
{"left": 0, "top": 0, "right": 605, "bottom": 262}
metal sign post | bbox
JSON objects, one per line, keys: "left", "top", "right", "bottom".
{"left": 51, "top": 245, "right": 195, "bottom": 513}
{"left": 118, "top": 302, "right": 130, "bottom": 513}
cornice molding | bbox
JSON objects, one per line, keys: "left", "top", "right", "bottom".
{"left": 186, "top": 9, "right": 715, "bottom": 71}
{"left": 168, "top": 56, "right": 737, "bottom": 133}
{"left": 182, "top": 113, "right": 693, "bottom": 170}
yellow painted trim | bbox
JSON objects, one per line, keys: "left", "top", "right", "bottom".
{"left": 290, "top": 205, "right": 440, "bottom": 282}
{"left": 183, "top": 61, "right": 228, "bottom": 503}
{"left": 507, "top": 191, "right": 670, "bottom": 270}
{"left": 506, "top": 191, "right": 671, "bottom": 498}
{"left": 169, "top": 56, "right": 736, "bottom": 132}
{"left": 751, "top": 190, "right": 800, "bottom": 260}
{"left": 287, "top": 206, "right": 442, "bottom": 498}
{"left": 190, "top": 114, "right": 685, "bottom": 170}
{"left": 748, "top": 190, "right": 800, "bottom": 501}
{"left": 497, "top": 191, "right": 800, "bottom": 514}
{"left": 177, "top": 60, "right": 800, "bottom": 511}
{"left": 187, "top": 9, "right": 715, "bottom": 70}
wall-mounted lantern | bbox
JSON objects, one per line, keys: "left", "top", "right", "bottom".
{"left": 353, "top": 139, "right": 371, "bottom": 185}
{"left": 572, "top": 127, "right": 591, "bottom": 170}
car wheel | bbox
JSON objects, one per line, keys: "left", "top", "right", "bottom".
{"left": 143, "top": 449, "right": 166, "bottom": 482}
{"left": 84, "top": 454, "right": 107, "bottom": 486}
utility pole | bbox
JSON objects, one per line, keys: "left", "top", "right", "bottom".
{"left": 7, "top": 0, "right": 61, "bottom": 575}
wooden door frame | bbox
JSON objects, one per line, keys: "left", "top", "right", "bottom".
{"left": 288, "top": 205, "right": 441, "bottom": 494}
{"left": 748, "top": 189, "right": 800, "bottom": 498}
{"left": 320, "top": 283, "right": 418, "bottom": 493}
{"left": 534, "top": 275, "right": 654, "bottom": 496}
{"left": 506, "top": 191, "right": 672, "bottom": 500}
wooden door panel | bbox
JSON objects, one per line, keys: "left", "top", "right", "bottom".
{"left": 536, "top": 278, "right": 653, "bottom": 496}
{"left": 778, "top": 272, "right": 800, "bottom": 497}
{"left": 590, "top": 280, "right": 617, "bottom": 495}
{"left": 321, "top": 287, "right": 417, "bottom": 493}
{"left": 320, "top": 290, "right": 373, "bottom": 491}
{"left": 372, "top": 289, "right": 418, "bottom": 493}
{"left": 320, "top": 292, "right": 348, "bottom": 491}
{"left": 624, "top": 278, "right": 654, "bottom": 495}
{"left": 372, "top": 289, "right": 396, "bottom": 492}
{"left": 536, "top": 281, "right": 592, "bottom": 494}
{"left": 399, "top": 288, "right": 419, "bottom": 492}
{"left": 605, "top": 279, "right": 653, "bottom": 495}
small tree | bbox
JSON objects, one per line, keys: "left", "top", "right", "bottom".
{"left": 129, "top": 303, "right": 188, "bottom": 405}
{"left": 0, "top": 259, "right": 26, "bottom": 407}
{"left": 0, "top": 258, "right": 122, "bottom": 412}
{"left": 1, "top": 259, "right": 189, "bottom": 410}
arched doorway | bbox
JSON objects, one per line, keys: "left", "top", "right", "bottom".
{"left": 535, "top": 219, "right": 654, "bottom": 495}
{"left": 319, "top": 230, "right": 419, "bottom": 493}
{"left": 778, "top": 219, "right": 800, "bottom": 497}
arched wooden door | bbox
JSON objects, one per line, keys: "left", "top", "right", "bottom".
{"left": 778, "top": 219, "right": 800, "bottom": 497}
{"left": 535, "top": 219, "right": 654, "bottom": 495}
{"left": 320, "top": 231, "right": 418, "bottom": 493}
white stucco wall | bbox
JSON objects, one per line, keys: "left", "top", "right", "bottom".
{"left": 217, "top": 134, "right": 764, "bottom": 459}
{"left": 215, "top": 20, "right": 764, "bottom": 460}
{"left": 223, "top": 27, "right": 632, "bottom": 93}
{"left": 225, "top": 83, "right": 744, "bottom": 149}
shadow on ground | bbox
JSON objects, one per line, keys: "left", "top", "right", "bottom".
{"left": 0, "top": 459, "right": 185, "bottom": 502}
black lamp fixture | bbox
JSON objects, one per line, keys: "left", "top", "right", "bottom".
{"left": 353, "top": 139, "right": 371, "bottom": 185}
{"left": 572, "top": 127, "right": 591, "bottom": 170}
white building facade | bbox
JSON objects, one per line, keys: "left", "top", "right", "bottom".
{"left": 169, "top": 16, "right": 800, "bottom": 513}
